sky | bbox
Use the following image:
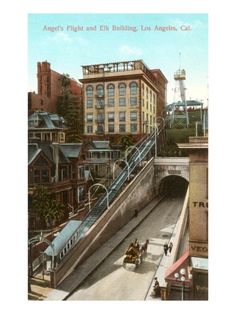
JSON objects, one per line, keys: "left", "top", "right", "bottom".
{"left": 28, "top": 13, "right": 208, "bottom": 105}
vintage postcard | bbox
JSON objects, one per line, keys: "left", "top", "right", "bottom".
{"left": 27, "top": 13, "right": 208, "bottom": 302}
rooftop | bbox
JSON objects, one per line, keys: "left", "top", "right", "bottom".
{"left": 81, "top": 59, "right": 159, "bottom": 86}
{"left": 28, "top": 112, "right": 67, "bottom": 130}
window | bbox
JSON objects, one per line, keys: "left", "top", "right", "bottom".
{"left": 41, "top": 169, "right": 49, "bottom": 182}
{"left": 150, "top": 90, "right": 152, "bottom": 102}
{"left": 97, "top": 113, "right": 104, "bottom": 123}
{"left": 86, "top": 85, "right": 93, "bottom": 97}
{"left": 130, "top": 97, "right": 137, "bottom": 106}
{"left": 96, "top": 84, "right": 104, "bottom": 97}
{"left": 60, "top": 166, "right": 68, "bottom": 181}
{"left": 130, "top": 82, "right": 138, "bottom": 95}
{"left": 108, "top": 112, "right": 114, "bottom": 122}
{"left": 130, "top": 111, "right": 137, "bottom": 121}
{"left": 86, "top": 113, "right": 93, "bottom": 123}
{"left": 96, "top": 125, "right": 104, "bottom": 134}
{"left": 87, "top": 99, "right": 93, "bottom": 108}
{"left": 119, "top": 124, "right": 126, "bottom": 133}
{"left": 33, "top": 168, "right": 49, "bottom": 183}
{"left": 87, "top": 125, "right": 93, "bottom": 133}
{"left": 78, "top": 167, "right": 84, "bottom": 179}
{"left": 146, "top": 87, "right": 148, "bottom": 99}
{"left": 119, "top": 83, "right": 126, "bottom": 96}
{"left": 33, "top": 169, "right": 40, "bottom": 183}
{"left": 108, "top": 98, "right": 114, "bottom": 107}
{"left": 130, "top": 124, "right": 137, "bottom": 133}
{"left": 119, "top": 97, "right": 126, "bottom": 106}
{"left": 119, "top": 112, "right": 126, "bottom": 122}
{"left": 107, "top": 84, "right": 115, "bottom": 97}
{"left": 108, "top": 124, "right": 114, "bottom": 133}
{"left": 96, "top": 99, "right": 104, "bottom": 109}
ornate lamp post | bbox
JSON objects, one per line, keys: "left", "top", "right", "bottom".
{"left": 112, "top": 159, "right": 130, "bottom": 180}
{"left": 174, "top": 268, "right": 192, "bottom": 300}
{"left": 125, "top": 145, "right": 141, "bottom": 164}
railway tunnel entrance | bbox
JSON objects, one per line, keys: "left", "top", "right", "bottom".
{"left": 158, "top": 175, "right": 188, "bottom": 197}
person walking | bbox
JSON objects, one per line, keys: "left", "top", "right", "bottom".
{"left": 153, "top": 277, "right": 160, "bottom": 297}
{"left": 168, "top": 242, "right": 173, "bottom": 253}
{"left": 163, "top": 243, "right": 168, "bottom": 255}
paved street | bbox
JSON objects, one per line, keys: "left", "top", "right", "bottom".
{"left": 68, "top": 195, "right": 184, "bottom": 300}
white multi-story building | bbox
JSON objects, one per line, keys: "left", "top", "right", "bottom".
{"left": 80, "top": 60, "right": 168, "bottom": 140}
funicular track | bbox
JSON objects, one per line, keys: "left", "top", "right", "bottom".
{"left": 57, "top": 118, "right": 167, "bottom": 261}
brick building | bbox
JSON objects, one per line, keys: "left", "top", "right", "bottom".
{"left": 80, "top": 60, "right": 168, "bottom": 142}
{"left": 28, "top": 61, "right": 83, "bottom": 115}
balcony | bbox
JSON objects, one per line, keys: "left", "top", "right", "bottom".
{"left": 95, "top": 93, "right": 104, "bottom": 99}
{"left": 96, "top": 128, "right": 105, "bottom": 134}
{"left": 96, "top": 104, "right": 105, "bottom": 109}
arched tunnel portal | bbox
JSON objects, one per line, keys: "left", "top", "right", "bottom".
{"left": 158, "top": 175, "right": 189, "bottom": 197}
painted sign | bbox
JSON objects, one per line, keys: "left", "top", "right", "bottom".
{"left": 189, "top": 241, "right": 208, "bottom": 258}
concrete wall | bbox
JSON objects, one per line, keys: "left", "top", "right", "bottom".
{"left": 154, "top": 157, "right": 189, "bottom": 181}
{"left": 52, "top": 158, "right": 156, "bottom": 286}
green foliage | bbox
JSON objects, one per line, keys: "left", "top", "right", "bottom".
{"left": 32, "top": 186, "right": 65, "bottom": 228}
{"left": 159, "top": 128, "right": 196, "bottom": 157}
{"left": 120, "top": 134, "right": 134, "bottom": 151}
{"left": 56, "top": 74, "right": 83, "bottom": 143}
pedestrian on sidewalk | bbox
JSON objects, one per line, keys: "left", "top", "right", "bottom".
{"left": 163, "top": 243, "right": 168, "bottom": 255}
{"left": 153, "top": 277, "right": 160, "bottom": 297}
{"left": 168, "top": 242, "right": 173, "bottom": 253}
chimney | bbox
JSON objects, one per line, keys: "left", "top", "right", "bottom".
{"left": 52, "top": 142, "right": 59, "bottom": 182}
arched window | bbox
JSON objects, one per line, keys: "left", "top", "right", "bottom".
{"left": 96, "top": 84, "right": 104, "bottom": 97}
{"left": 107, "top": 84, "right": 115, "bottom": 97}
{"left": 130, "top": 82, "right": 138, "bottom": 95}
{"left": 119, "top": 83, "right": 126, "bottom": 96}
{"left": 86, "top": 85, "right": 93, "bottom": 97}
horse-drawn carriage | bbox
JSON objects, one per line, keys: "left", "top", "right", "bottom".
{"left": 123, "top": 239, "right": 149, "bottom": 268}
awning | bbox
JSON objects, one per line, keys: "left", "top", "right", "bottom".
{"left": 165, "top": 250, "right": 192, "bottom": 287}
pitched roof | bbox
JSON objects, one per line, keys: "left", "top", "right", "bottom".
{"left": 28, "top": 112, "right": 66, "bottom": 129}
{"left": 28, "top": 143, "right": 41, "bottom": 164}
{"left": 28, "top": 143, "right": 70, "bottom": 165}
{"left": 59, "top": 143, "right": 82, "bottom": 158}
{"left": 92, "top": 141, "right": 110, "bottom": 149}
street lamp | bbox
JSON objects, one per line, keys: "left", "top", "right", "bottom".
{"left": 174, "top": 268, "right": 192, "bottom": 300}
{"left": 88, "top": 183, "right": 109, "bottom": 212}
{"left": 112, "top": 159, "right": 130, "bottom": 180}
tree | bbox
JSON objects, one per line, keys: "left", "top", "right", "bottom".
{"left": 56, "top": 74, "right": 83, "bottom": 142}
{"left": 32, "top": 186, "right": 65, "bottom": 228}
{"left": 120, "top": 134, "right": 134, "bottom": 151}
